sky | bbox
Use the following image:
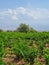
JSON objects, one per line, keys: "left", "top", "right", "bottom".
{"left": 0, "top": 0, "right": 49, "bottom": 31}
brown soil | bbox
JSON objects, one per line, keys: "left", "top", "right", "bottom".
{"left": 2, "top": 48, "right": 25, "bottom": 65}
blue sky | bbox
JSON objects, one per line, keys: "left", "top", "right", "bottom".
{"left": 0, "top": 0, "right": 49, "bottom": 31}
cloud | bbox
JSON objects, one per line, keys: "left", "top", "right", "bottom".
{"left": 0, "top": 7, "right": 49, "bottom": 20}
{"left": 16, "top": 7, "right": 26, "bottom": 14}
{"left": 26, "top": 8, "right": 49, "bottom": 20}
{"left": 11, "top": 16, "right": 18, "bottom": 20}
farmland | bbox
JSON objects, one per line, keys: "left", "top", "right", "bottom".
{"left": 0, "top": 32, "right": 49, "bottom": 65}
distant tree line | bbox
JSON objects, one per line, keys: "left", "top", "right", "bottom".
{"left": 16, "top": 23, "right": 37, "bottom": 32}
{"left": 0, "top": 23, "right": 37, "bottom": 32}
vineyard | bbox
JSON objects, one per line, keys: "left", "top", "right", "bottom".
{"left": 0, "top": 32, "right": 49, "bottom": 65}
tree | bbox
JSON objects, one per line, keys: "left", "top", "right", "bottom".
{"left": 30, "top": 28, "right": 37, "bottom": 32}
{"left": 0, "top": 29, "right": 3, "bottom": 32}
{"left": 17, "top": 23, "right": 30, "bottom": 32}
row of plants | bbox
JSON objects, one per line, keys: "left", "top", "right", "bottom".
{"left": 0, "top": 32, "right": 49, "bottom": 65}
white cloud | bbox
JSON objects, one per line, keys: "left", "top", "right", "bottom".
{"left": 8, "top": 9, "right": 13, "bottom": 14}
{"left": 26, "top": 8, "right": 49, "bottom": 20}
{"left": 0, "top": 7, "right": 49, "bottom": 20}
{"left": 16, "top": 7, "right": 26, "bottom": 14}
{"left": 11, "top": 16, "right": 18, "bottom": 20}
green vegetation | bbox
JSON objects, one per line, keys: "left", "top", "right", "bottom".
{"left": 0, "top": 32, "right": 49, "bottom": 65}
{"left": 0, "top": 24, "right": 49, "bottom": 65}
{"left": 15, "top": 23, "right": 37, "bottom": 32}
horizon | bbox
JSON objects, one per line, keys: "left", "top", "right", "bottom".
{"left": 0, "top": 0, "right": 49, "bottom": 31}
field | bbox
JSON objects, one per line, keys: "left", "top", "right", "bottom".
{"left": 0, "top": 32, "right": 49, "bottom": 65}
